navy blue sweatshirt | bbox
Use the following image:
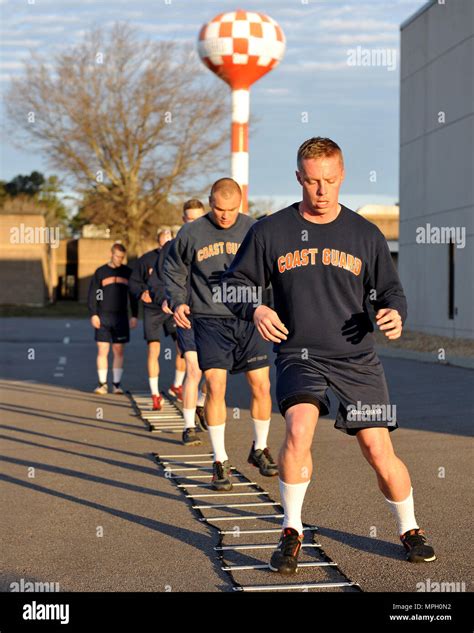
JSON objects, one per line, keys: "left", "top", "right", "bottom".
{"left": 130, "top": 248, "right": 163, "bottom": 311}
{"left": 149, "top": 240, "right": 175, "bottom": 307}
{"left": 88, "top": 264, "right": 138, "bottom": 317}
{"left": 222, "top": 203, "right": 407, "bottom": 358}
{"left": 163, "top": 212, "right": 255, "bottom": 318}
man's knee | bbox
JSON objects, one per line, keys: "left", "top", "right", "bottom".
{"left": 284, "top": 420, "right": 313, "bottom": 453}
{"left": 205, "top": 372, "right": 226, "bottom": 399}
{"left": 359, "top": 434, "right": 394, "bottom": 471}
{"left": 147, "top": 342, "right": 160, "bottom": 356}
{"left": 249, "top": 377, "right": 271, "bottom": 400}
{"left": 185, "top": 355, "right": 201, "bottom": 382}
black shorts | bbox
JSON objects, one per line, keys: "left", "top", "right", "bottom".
{"left": 144, "top": 308, "right": 177, "bottom": 343}
{"left": 95, "top": 312, "right": 129, "bottom": 344}
{"left": 275, "top": 351, "right": 398, "bottom": 435}
{"left": 193, "top": 317, "right": 270, "bottom": 374}
{"left": 177, "top": 324, "right": 197, "bottom": 356}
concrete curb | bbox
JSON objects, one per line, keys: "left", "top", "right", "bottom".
{"left": 377, "top": 346, "right": 474, "bottom": 369}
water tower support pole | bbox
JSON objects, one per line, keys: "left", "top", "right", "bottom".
{"left": 231, "top": 88, "right": 250, "bottom": 213}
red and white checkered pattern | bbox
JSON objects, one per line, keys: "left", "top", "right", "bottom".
{"left": 198, "top": 10, "right": 286, "bottom": 89}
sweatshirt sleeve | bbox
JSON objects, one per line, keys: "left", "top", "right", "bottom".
{"left": 87, "top": 270, "right": 100, "bottom": 317}
{"left": 129, "top": 257, "right": 147, "bottom": 301}
{"left": 221, "top": 225, "right": 271, "bottom": 321}
{"left": 367, "top": 233, "right": 408, "bottom": 323}
{"left": 149, "top": 242, "right": 172, "bottom": 306}
{"left": 129, "top": 289, "right": 139, "bottom": 318}
{"left": 163, "top": 233, "right": 191, "bottom": 311}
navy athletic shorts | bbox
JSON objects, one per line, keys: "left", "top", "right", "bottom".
{"left": 177, "top": 324, "right": 197, "bottom": 356}
{"left": 143, "top": 308, "right": 177, "bottom": 342}
{"left": 275, "top": 350, "right": 398, "bottom": 435}
{"left": 95, "top": 311, "right": 129, "bottom": 344}
{"left": 193, "top": 317, "right": 270, "bottom": 374}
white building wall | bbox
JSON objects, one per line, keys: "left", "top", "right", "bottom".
{"left": 399, "top": 0, "right": 474, "bottom": 338}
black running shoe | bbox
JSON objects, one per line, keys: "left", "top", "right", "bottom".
{"left": 269, "top": 528, "right": 303, "bottom": 574}
{"left": 400, "top": 528, "right": 436, "bottom": 563}
{"left": 211, "top": 460, "right": 232, "bottom": 491}
{"left": 247, "top": 442, "right": 278, "bottom": 477}
{"left": 182, "top": 427, "right": 202, "bottom": 446}
{"left": 195, "top": 406, "right": 208, "bottom": 432}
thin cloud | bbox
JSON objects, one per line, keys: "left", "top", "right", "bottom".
{"left": 319, "top": 18, "right": 397, "bottom": 31}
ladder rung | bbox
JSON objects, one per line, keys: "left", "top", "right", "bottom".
{"left": 219, "top": 526, "right": 318, "bottom": 535}
{"left": 158, "top": 453, "right": 213, "bottom": 458}
{"left": 187, "top": 492, "right": 268, "bottom": 498}
{"left": 193, "top": 501, "right": 279, "bottom": 510}
{"left": 178, "top": 482, "right": 257, "bottom": 488}
{"left": 200, "top": 514, "right": 284, "bottom": 522}
{"left": 162, "top": 460, "right": 213, "bottom": 465}
{"left": 216, "top": 543, "right": 321, "bottom": 551}
{"left": 165, "top": 467, "right": 236, "bottom": 473}
{"left": 234, "top": 582, "right": 357, "bottom": 592}
{"left": 222, "top": 562, "right": 336, "bottom": 571}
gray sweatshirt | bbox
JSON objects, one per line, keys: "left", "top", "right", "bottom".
{"left": 163, "top": 212, "right": 255, "bottom": 318}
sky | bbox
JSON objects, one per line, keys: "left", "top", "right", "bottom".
{"left": 0, "top": 0, "right": 428, "bottom": 212}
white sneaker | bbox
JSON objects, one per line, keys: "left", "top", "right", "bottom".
{"left": 94, "top": 383, "right": 108, "bottom": 394}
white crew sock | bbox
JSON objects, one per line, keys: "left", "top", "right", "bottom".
{"left": 183, "top": 408, "right": 196, "bottom": 429}
{"left": 197, "top": 390, "right": 206, "bottom": 407}
{"left": 279, "top": 479, "right": 311, "bottom": 536}
{"left": 174, "top": 370, "right": 185, "bottom": 387}
{"left": 385, "top": 487, "right": 419, "bottom": 535}
{"left": 252, "top": 417, "right": 271, "bottom": 451}
{"left": 208, "top": 423, "right": 228, "bottom": 463}
{"left": 149, "top": 376, "right": 159, "bottom": 396}
{"left": 113, "top": 368, "right": 123, "bottom": 384}
{"left": 98, "top": 369, "right": 107, "bottom": 384}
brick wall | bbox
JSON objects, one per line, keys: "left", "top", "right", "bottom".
{"left": 0, "top": 214, "right": 51, "bottom": 306}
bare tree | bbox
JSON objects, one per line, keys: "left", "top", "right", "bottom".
{"left": 5, "top": 24, "right": 229, "bottom": 254}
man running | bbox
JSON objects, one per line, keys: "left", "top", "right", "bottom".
{"left": 88, "top": 242, "right": 138, "bottom": 394}
{"left": 156, "top": 200, "right": 208, "bottom": 447}
{"left": 164, "top": 178, "right": 278, "bottom": 489}
{"left": 223, "top": 137, "right": 436, "bottom": 571}
{"left": 129, "top": 228, "right": 185, "bottom": 411}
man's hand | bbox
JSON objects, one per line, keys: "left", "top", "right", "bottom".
{"left": 129, "top": 317, "right": 138, "bottom": 329}
{"left": 140, "top": 290, "right": 152, "bottom": 304}
{"left": 162, "top": 299, "right": 173, "bottom": 315}
{"left": 253, "top": 305, "right": 288, "bottom": 343}
{"left": 376, "top": 308, "right": 402, "bottom": 340}
{"left": 174, "top": 304, "right": 192, "bottom": 329}
{"left": 90, "top": 315, "right": 101, "bottom": 329}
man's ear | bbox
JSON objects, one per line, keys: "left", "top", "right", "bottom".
{"left": 295, "top": 170, "right": 302, "bottom": 186}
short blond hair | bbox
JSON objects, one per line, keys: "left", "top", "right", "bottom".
{"left": 297, "top": 137, "right": 343, "bottom": 171}
{"left": 210, "top": 178, "right": 242, "bottom": 200}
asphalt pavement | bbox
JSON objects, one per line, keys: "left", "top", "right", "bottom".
{"left": 0, "top": 317, "right": 472, "bottom": 592}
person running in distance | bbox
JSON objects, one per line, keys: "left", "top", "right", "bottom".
{"left": 129, "top": 228, "right": 185, "bottom": 411}
{"left": 155, "top": 200, "right": 208, "bottom": 446}
{"left": 88, "top": 242, "right": 138, "bottom": 395}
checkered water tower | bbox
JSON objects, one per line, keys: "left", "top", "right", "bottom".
{"left": 198, "top": 10, "right": 286, "bottom": 212}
